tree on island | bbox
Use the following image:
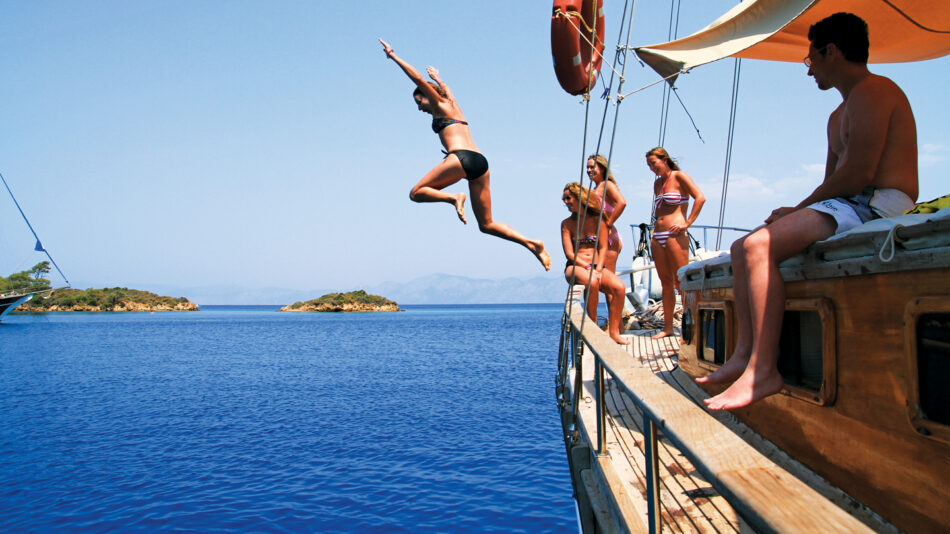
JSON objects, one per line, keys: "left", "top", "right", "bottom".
{"left": 0, "top": 262, "right": 52, "bottom": 295}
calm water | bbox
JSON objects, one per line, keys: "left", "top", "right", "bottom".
{"left": 0, "top": 304, "right": 575, "bottom": 532}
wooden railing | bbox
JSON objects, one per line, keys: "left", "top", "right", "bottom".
{"left": 560, "top": 298, "right": 874, "bottom": 534}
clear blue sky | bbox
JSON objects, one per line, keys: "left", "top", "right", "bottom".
{"left": 2, "top": 1, "right": 947, "bottom": 297}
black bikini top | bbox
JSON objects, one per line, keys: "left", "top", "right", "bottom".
{"left": 431, "top": 117, "right": 468, "bottom": 133}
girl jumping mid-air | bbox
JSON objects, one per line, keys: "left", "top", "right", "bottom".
{"left": 380, "top": 39, "right": 550, "bottom": 271}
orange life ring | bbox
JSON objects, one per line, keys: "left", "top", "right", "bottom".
{"left": 551, "top": 0, "right": 605, "bottom": 96}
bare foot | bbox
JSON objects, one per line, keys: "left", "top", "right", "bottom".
{"left": 651, "top": 330, "right": 674, "bottom": 340}
{"left": 695, "top": 351, "right": 749, "bottom": 386}
{"left": 528, "top": 240, "right": 551, "bottom": 271}
{"left": 703, "top": 366, "right": 784, "bottom": 410}
{"left": 610, "top": 332, "right": 631, "bottom": 345}
{"left": 454, "top": 193, "right": 467, "bottom": 224}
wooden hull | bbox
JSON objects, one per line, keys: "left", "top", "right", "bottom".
{"left": 679, "top": 224, "right": 950, "bottom": 533}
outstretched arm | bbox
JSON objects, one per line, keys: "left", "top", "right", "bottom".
{"left": 425, "top": 66, "right": 455, "bottom": 102}
{"left": 379, "top": 38, "right": 442, "bottom": 102}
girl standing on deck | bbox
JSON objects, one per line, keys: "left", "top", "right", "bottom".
{"left": 561, "top": 182, "right": 630, "bottom": 345}
{"left": 646, "top": 147, "right": 705, "bottom": 340}
{"left": 379, "top": 39, "right": 550, "bottom": 271}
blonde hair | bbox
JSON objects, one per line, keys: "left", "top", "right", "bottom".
{"left": 564, "top": 181, "right": 602, "bottom": 214}
{"left": 645, "top": 146, "right": 680, "bottom": 171}
{"left": 588, "top": 154, "right": 616, "bottom": 183}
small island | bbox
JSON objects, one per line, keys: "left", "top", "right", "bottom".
{"left": 4, "top": 262, "right": 197, "bottom": 312}
{"left": 280, "top": 290, "right": 400, "bottom": 313}
{"left": 21, "top": 287, "right": 199, "bottom": 312}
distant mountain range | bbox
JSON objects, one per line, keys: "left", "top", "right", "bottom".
{"left": 367, "top": 273, "right": 565, "bottom": 305}
{"left": 136, "top": 273, "right": 567, "bottom": 306}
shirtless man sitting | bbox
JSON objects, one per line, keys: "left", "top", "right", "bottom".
{"left": 698, "top": 12, "right": 919, "bottom": 411}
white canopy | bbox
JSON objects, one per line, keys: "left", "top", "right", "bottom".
{"left": 634, "top": 0, "right": 950, "bottom": 81}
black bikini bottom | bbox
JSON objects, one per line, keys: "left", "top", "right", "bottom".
{"left": 448, "top": 149, "right": 489, "bottom": 180}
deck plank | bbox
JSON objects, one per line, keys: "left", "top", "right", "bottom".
{"left": 567, "top": 306, "right": 874, "bottom": 533}
{"left": 610, "top": 331, "right": 741, "bottom": 533}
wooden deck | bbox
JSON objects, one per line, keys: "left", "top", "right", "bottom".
{"left": 570, "top": 329, "right": 747, "bottom": 533}
{"left": 564, "top": 320, "right": 887, "bottom": 533}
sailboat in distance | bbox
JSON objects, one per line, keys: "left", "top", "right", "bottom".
{"left": 0, "top": 171, "right": 69, "bottom": 320}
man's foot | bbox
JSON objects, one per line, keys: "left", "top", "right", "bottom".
{"left": 528, "top": 240, "right": 551, "bottom": 271}
{"left": 454, "top": 193, "right": 467, "bottom": 224}
{"left": 703, "top": 366, "right": 784, "bottom": 411}
{"left": 651, "top": 330, "right": 674, "bottom": 340}
{"left": 610, "top": 332, "right": 632, "bottom": 345}
{"left": 695, "top": 351, "right": 749, "bottom": 386}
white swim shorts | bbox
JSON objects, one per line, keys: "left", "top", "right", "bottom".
{"left": 807, "top": 187, "right": 914, "bottom": 234}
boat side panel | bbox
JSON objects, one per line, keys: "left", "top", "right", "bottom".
{"left": 683, "top": 267, "right": 950, "bottom": 533}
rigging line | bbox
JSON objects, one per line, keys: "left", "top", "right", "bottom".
{"left": 569, "top": 0, "right": 634, "bottom": 359}
{"left": 574, "top": 0, "right": 604, "bottom": 336}
{"left": 563, "top": 9, "right": 606, "bottom": 421}
{"left": 669, "top": 86, "right": 704, "bottom": 143}
{"left": 880, "top": 0, "right": 950, "bottom": 33}
{"left": 617, "top": 70, "right": 683, "bottom": 99}
{"left": 588, "top": 0, "right": 635, "bottom": 250}
{"left": 0, "top": 172, "right": 70, "bottom": 286}
{"left": 553, "top": 9, "right": 626, "bottom": 83}
{"left": 657, "top": 0, "right": 680, "bottom": 148}
{"left": 563, "top": 5, "right": 603, "bottom": 338}
{"left": 716, "top": 58, "right": 742, "bottom": 250}
{"left": 588, "top": 0, "right": 634, "bottom": 255}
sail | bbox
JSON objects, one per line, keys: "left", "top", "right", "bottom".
{"left": 634, "top": 0, "right": 950, "bottom": 81}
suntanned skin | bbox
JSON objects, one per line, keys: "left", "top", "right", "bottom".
{"left": 698, "top": 39, "right": 918, "bottom": 411}
{"left": 585, "top": 157, "right": 628, "bottom": 320}
{"left": 379, "top": 38, "right": 551, "bottom": 271}
{"left": 647, "top": 155, "right": 705, "bottom": 340}
{"left": 561, "top": 189, "right": 630, "bottom": 345}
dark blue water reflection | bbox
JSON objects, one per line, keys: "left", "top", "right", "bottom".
{"left": 0, "top": 305, "right": 574, "bottom": 532}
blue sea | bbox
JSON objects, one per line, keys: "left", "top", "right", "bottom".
{"left": 0, "top": 304, "right": 576, "bottom": 532}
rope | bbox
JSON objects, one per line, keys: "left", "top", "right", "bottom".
{"left": 669, "top": 86, "right": 704, "bottom": 143}
{"left": 0, "top": 171, "right": 70, "bottom": 286}
{"left": 553, "top": 8, "right": 626, "bottom": 83}
{"left": 716, "top": 58, "right": 742, "bottom": 250}
{"left": 879, "top": 224, "right": 904, "bottom": 262}
{"left": 626, "top": 299, "right": 683, "bottom": 331}
{"left": 560, "top": 1, "right": 635, "bottom": 413}
{"left": 880, "top": 0, "right": 950, "bottom": 33}
{"left": 562, "top": 1, "right": 604, "bottom": 340}
{"left": 657, "top": 0, "right": 680, "bottom": 148}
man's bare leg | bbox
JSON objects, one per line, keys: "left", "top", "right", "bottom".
{"left": 705, "top": 209, "right": 835, "bottom": 410}
{"left": 696, "top": 235, "right": 755, "bottom": 385}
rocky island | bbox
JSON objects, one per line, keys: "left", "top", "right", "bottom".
{"left": 280, "top": 290, "right": 400, "bottom": 313}
{"left": 2, "top": 262, "right": 198, "bottom": 312}
{"left": 19, "top": 287, "right": 198, "bottom": 312}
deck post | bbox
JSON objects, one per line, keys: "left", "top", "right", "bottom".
{"left": 595, "top": 358, "right": 607, "bottom": 456}
{"left": 643, "top": 416, "right": 661, "bottom": 534}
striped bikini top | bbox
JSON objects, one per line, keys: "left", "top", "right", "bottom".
{"left": 653, "top": 192, "right": 689, "bottom": 211}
